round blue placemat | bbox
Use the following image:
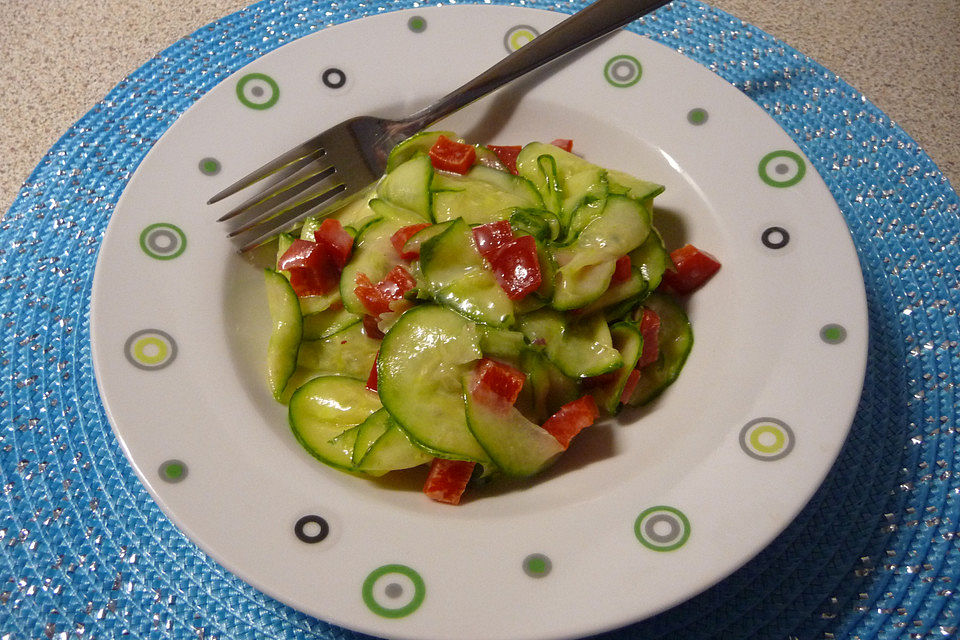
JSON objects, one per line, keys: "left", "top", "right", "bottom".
{"left": 1, "top": 1, "right": 958, "bottom": 638}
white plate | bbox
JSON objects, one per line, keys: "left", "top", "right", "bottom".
{"left": 90, "top": 6, "right": 868, "bottom": 640}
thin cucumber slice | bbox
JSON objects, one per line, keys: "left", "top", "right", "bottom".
{"left": 478, "top": 326, "right": 527, "bottom": 362}
{"left": 352, "top": 407, "right": 393, "bottom": 466}
{"left": 431, "top": 167, "right": 541, "bottom": 225}
{"left": 377, "top": 305, "right": 489, "bottom": 463}
{"left": 589, "top": 322, "right": 642, "bottom": 414}
{"left": 629, "top": 228, "right": 670, "bottom": 291}
{"left": 288, "top": 376, "right": 381, "bottom": 470}
{"left": 463, "top": 375, "right": 564, "bottom": 477}
{"left": 401, "top": 220, "right": 452, "bottom": 257}
{"left": 377, "top": 152, "right": 433, "bottom": 219}
{"left": 302, "top": 307, "right": 360, "bottom": 340}
{"left": 339, "top": 217, "right": 404, "bottom": 315}
{"left": 369, "top": 197, "right": 431, "bottom": 226}
{"left": 520, "top": 350, "right": 581, "bottom": 424}
{"left": 386, "top": 130, "right": 458, "bottom": 173}
{"left": 264, "top": 269, "right": 302, "bottom": 401}
{"left": 518, "top": 309, "right": 622, "bottom": 378}
{"left": 606, "top": 168, "right": 665, "bottom": 204}
{"left": 297, "top": 321, "right": 379, "bottom": 380}
{"left": 276, "top": 233, "right": 296, "bottom": 271}
{"left": 419, "top": 218, "right": 514, "bottom": 327}
{"left": 626, "top": 292, "right": 693, "bottom": 406}
{"left": 508, "top": 207, "right": 560, "bottom": 242}
{"left": 355, "top": 412, "right": 432, "bottom": 475}
{"left": 298, "top": 290, "right": 342, "bottom": 316}
{"left": 551, "top": 195, "right": 652, "bottom": 310}
{"left": 301, "top": 183, "right": 379, "bottom": 239}
{"left": 576, "top": 266, "right": 648, "bottom": 318}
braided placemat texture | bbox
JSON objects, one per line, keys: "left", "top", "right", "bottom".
{"left": 1, "top": 0, "right": 957, "bottom": 638}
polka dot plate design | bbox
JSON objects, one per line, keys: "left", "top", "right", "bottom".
{"left": 85, "top": 5, "right": 869, "bottom": 640}
{"left": 16, "top": 1, "right": 957, "bottom": 640}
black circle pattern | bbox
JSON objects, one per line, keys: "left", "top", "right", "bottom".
{"left": 294, "top": 515, "right": 330, "bottom": 543}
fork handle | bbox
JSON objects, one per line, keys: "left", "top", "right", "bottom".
{"left": 401, "top": 0, "right": 671, "bottom": 133}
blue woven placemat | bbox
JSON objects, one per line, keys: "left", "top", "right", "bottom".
{"left": 1, "top": 1, "right": 958, "bottom": 638}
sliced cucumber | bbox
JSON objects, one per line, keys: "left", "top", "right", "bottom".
{"left": 629, "top": 228, "right": 670, "bottom": 291}
{"left": 520, "top": 350, "right": 581, "bottom": 424}
{"left": 352, "top": 407, "right": 392, "bottom": 466}
{"left": 355, "top": 411, "right": 432, "bottom": 475}
{"left": 369, "top": 197, "right": 431, "bottom": 226}
{"left": 478, "top": 326, "right": 527, "bottom": 362}
{"left": 339, "top": 217, "right": 404, "bottom": 315}
{"left": 297, "top": 321, "right": 379, "bottom": 380}
{"left": 518, "top": 309, "right": 622, "bottom": 378}
{"left": 551, "top": 195, "right": 652, "bottom": 310}
{"left": 463, "top": 376, "right": 564, "bottom": 477}
{"left": 377, "top": 305, "right": 489, "bottom": 463}
{"left": 301, "top": 184, "right": 379, "bottom": 239}
{"left": 431, "top": 165, "right": 541, "bottom": 225}
{"left": 626, "top": 293, "right": 693, "bottom": 406}
{"left": 606, "top": 168, "right": 665, "bottom": 204}
{"left": 576, "top": 266, "right": 648, "bottom": 318}
{"left": 276, "top": 233, "right": 296, "bottom": 271}
{"left": 419, "top": 218, "right": 514, "bottom": 327}
{"left": 377, "top": 152, "right": 433, "bottom": 219}
{"left": 302, "top": 306, "right": 360, "bottom": 340}
{"left": 386, "top": 131, "right": 458, "bottom": 173}
{"left": 589, "top": 322, "right": 642, "bottom": 414}
{"left": 298, "top": 289, "right": 342, "bottom": 316}
{"left": 288, "top": 376, "right": 382, "bottom": 470}
{"left": 401, "top": 220, "right": 452, "bottom": 257}
{"left": 508, "top": 207, "right": 560, "bottom": 242}
{"left": 264, "top": 269, "right": 302, "bottom": 401}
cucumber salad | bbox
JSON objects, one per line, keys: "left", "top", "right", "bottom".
{"left": 264, "top": 132, "right": 720, "bottom": 504}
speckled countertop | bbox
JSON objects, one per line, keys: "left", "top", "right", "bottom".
{"left": 0, "top": 0, "right": 957, "bottom": 216}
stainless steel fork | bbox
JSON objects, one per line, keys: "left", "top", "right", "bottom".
{"left": 210, "top": 0, "right": 670, "bottom": 251}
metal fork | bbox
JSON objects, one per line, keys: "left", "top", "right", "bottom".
{"left": 210, "top": 0, "right": 670, "bottom": 251}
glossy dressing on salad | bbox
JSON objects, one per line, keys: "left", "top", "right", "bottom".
{"left": 264, "top": 132, "right": 719, "bottom": 504}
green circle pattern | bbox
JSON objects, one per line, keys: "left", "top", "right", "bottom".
{"left": 634, "top": 506, "right": 691, "bottom": 552}
{"left": 362, "top": 564, "right": 425, "bottom": 618}
{"left": 758, "top": 150, "right": 806, "bottom": 187}
{"left": 139, "top": 222, "right": 186, "bottom": 260}
{"left": 408, "top": 16, "right": 427, "bottom": 32}
{"left": 236, "top": 72, "right": 280, "bottom": 110}
{"left": 604, "top": 55, "right": 642, "bottom": 88}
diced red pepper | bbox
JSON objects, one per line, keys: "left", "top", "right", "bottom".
{"left": 486, "top": 235, "right": 542, "bottom": 300}
{"left": 366, "top": 353, "right": 379, "bottom": 392}
{"left": 540, "top": 395, "right": 599, "bottom": 449}
{"left": 637, "top": 308, "right": 661, "bottom": 368}
{"left": 550, "top": 138, "right": 573, "bottom": 152}
{"left": 313, "top": 219, "right": 353, "bottom": 269}
{"left": 620, "top": 368, "right": 642, "bottom": 404}
{"left": 487, "top": 145, "right": 522, "bottom": 175}
{"left": 660, "top": 244, "right": 721, "bottom": 294}
{"left": 354, "top": 265, "right": 417, "bottom": 317}
{"left": 472, "top": 358, "right": 526, "bottom": 405}
{"left": 471, "top": 220, "right": 515, "bottom": 258}
{"left": 390, "top": 223, "right": 432, "bottom": 260}
{"left": 612, "top": 255, "right": 633, "bottom": 283}
{"left": 423, "top": 458, "right": 476, "bottom": 505}
{"left": 362, "top": 314, "right": 385, "bottom": 340}
{"left": 428, "top": 135, "right": 477, "bottom": 175}
{"left": 278, "top": 239, "right": 341, "bottom": 297}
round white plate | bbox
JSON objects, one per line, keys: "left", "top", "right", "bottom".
{"left": 90, "top": 6, "right": 868, "bottom": 640}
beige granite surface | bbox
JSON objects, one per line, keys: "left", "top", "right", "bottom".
{"left": 1, "top": 0, "right": 957, "bottom": 216}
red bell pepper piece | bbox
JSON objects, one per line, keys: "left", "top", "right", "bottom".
{"left": 471, "top": 220, "right": 514, "bottom": 258}
{"left": 612, "top": 255, "right": 632, "bottom": 283}
{"left": 390, "top": 223, "right": 432, "bottom": 260}
{"left": 354, "top": 265, "right": 417, "bottom": 317}
{"left": 362, "top": 314, "right": 385, "bottom": 340}
{"left": 366, "top": 353, "right": 379, "bottom": 392}
{"left": 487, "top": 145, "right": 522, "bottom": 175}
{"left": 550, "top": 138, "right": 573, "bottom": 152}
{"left": 620, "top": 369, "right": 642, "bottom": 404}
{"left": 540, "top": 395, "right": 599, "bottom": 450}
{"left": 636, "top": 308, "right": 661, "bottom": 369}
{"left": 428, "top": 135, "right": 476, "bottom": 174}
{"left": 472, "top": 358, "right": 526, "bottom": 405}
{"left": 660, "top": 244, "right": 721, "bottom": 294}
{"left": 485, "top": 235, "right": 542, "bottom": 300}
{"left": 278, "top": 239, "right": 341, "bottom": 297}
{"left": 313, "top": 219, "right": 353, "bottom": 269}
{"left": 423, "top": 458, "right": 476, "bottom": 505}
